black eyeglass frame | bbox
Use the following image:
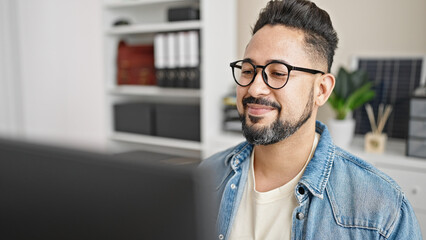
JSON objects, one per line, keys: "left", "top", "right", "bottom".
{"left": 230, "top": 60, "right": 325, "bottom": 89}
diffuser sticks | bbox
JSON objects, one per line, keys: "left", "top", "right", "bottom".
{"left": 364, "top": 103, "right": 393, "bottom": 153}
{"left": 365, "top": 103, "right": 393, "bottom": 135}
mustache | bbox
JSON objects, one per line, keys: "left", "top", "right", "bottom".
{"left": 242, "top": 97, "right": 281, "bottom": 111}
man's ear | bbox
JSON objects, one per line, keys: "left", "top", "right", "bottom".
{"left": 315, "top": 73, "right": 335, "bottom": 107}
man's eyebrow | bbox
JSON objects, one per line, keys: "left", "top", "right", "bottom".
{"left": 242, "top": 58, "right": 254, "bottom": 63}
{"left": 242, "top": 58, "right": 291, "bottom": 65}
{"left": 269, "top": 59, "right": 291, "bottom": 65}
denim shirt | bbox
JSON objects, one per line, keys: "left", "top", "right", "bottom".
{"left": 201, "top": 121, "right": 422, "bottom": 240}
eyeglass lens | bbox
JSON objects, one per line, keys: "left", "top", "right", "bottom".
{"left": 233, "top": 61, "right": 289, "bottom": 89}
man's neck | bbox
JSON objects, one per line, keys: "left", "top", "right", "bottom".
{"left": 253, "top": 120, "right": 316, "bottom": 192}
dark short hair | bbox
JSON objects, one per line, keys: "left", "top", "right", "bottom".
{"left": 253, "top": 0, "right": 338, "bottom": 73}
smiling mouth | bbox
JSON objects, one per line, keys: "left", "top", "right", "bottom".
{"left": 242, "top": 97, "right": 281, "bottom": 121}
{"left": 246, "top": 103, "right": 276, "bottom": 116}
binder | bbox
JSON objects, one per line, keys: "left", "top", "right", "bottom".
{"left": 176, "top": 31, "right": 188, "bottom": 88}
{"left": 187, "top": 31, "right": 200, "bottom": 89}
{"left": 166, "top": 32, "right": 178, "bottom": 87}
{"left": 154, "top": 31, "right": 200, "bottom": 89}
{"left": 154, "top": 33, "right": 167, "bottom": 87}
{"left": 117, "top": 41, "right": 155, "bottom": 86}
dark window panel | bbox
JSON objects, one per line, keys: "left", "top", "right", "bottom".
{"left": 353, "top": 58, "right": 423, "bottom": 139}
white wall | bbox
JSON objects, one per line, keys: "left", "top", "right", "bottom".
{"left": 237, "top": 0, "right": 426, "bottom": 122}
{"left": 0, "top": 1, "right": 23, "bottom": 137}
{"left": 15, "top": 0, "right": 106, "bottom": 150}
{"left": 237, "top": 0, "right": 426, "bottom": 68}
{"left": 236, "top": 0, "right": 268, "bottom": 60}
{"left": 315, "top": 0, "right": 426, "bottom": 71}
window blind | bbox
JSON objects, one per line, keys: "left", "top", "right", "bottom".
{"left": 353, "top": 58, "right": 424, "bottom": 139}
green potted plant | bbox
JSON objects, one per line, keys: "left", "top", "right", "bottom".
{"left": 327, "top": 67, "right": 375, "bottom": 148}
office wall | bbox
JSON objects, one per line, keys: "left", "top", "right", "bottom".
{"left": 316, "top": 0, "right": 426, "bottom": 70}
{"left": 237, "top": 0, "right": 426, "bottom": 121}
{"left": 237, "top": 0, "right": 426, "bottom": 68}
{"left": 0, "top": 1, "right": 22, "bottom": 137}
{"left": 15, "top": 0, "right": 106, "bottom": 150}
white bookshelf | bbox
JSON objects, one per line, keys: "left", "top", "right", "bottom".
{"left": 109, "top": 86, "right": 201, "bottom": 99}
{"left": 106, "top": 21, "right": 202, "bottom": 35}
{"left": 102, "top": 0, "right": 239, "bottom": 158}
{"left": 111, "top": 132, "right": 202, "bottom": 151}
{"left": 105, "top": 0, "right": 196, "bottom": 9}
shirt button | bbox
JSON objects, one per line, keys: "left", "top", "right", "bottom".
{"left": 231, "top": 184, "right": 237, "bottom": 189}
{"left": 298, "top": 186, "right": 305, "bottom": 195}
{"left": 219, "top": 234, "right": 224, "bottom": 239}
{"left": 296, "top": 212, "right": 305, "bottom": 220}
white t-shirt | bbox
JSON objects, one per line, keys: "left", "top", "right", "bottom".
{"left": 229, "top": 133, "right": 320, "bottom": 240}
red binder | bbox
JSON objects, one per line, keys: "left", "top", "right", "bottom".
{"left": 117, "top": 41, "right": 156, "bottom": 86}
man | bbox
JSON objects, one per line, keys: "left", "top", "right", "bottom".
{"left": 201, "top": 0, "right": 422, "bottom": 239}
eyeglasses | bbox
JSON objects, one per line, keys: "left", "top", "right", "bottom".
{"left": 230, "top": 60, "right": 324, "bottom": 89}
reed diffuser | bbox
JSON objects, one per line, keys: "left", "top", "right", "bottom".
{"left": 364, "top": 103, "right": 393, "bottom": 153}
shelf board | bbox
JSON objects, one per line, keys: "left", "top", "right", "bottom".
{"left": 105, "top": 0, "right": 196, "bottom": 9}
{"left": 106, "top": 20, "right": 201, "bottom": 35}
{"left": 109, "top": 85, "right": 201, "bottom": 98}
{"left": 111, "top": 132, "right": 202, "bottom": 151}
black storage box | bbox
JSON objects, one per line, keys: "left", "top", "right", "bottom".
{"left": 155, "top": 104, "right": 200, "bottom": 141}
{"left": 167, "top": 7, "right": 200, "bottom": 22}
{"left": 114, "top": 102, "right": 154, "bottom": 135}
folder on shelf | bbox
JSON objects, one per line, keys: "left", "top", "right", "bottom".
{"left": 187, "top": 31, "right": 200, "bottom": 89}
{"left": 117, "top": 41, "right": 156, "bottom": 86}
{"left": 154, "top": 33, "right": 167, "bottom": 87}
{"left": 176, "top": 31, "right": 188, "bottom": 88}
{"left": 154, "top": 31, "right": 200, "bottom": 89}
{"left": 223, "top": 95, "right": 242, "bottom": 132}
{"left": 166, "top": 32, "right": 178, "bottom": 87}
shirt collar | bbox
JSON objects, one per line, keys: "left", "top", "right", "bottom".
{"left": 224, "top": 141, "right": 253, "bottom": 170}
{"left": 299, "top": 121, "right": 335, "bottom": 199}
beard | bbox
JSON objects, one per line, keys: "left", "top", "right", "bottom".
{"left": 239, "top": 87, "right": 314, "bottom": 145}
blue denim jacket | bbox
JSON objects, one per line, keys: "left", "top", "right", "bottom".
{"left": 201, "top": 121, "right": 422, "bottom": 240}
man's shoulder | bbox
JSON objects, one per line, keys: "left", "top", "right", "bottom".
{"left": 327, "top": 147, "right": 406, "bottom": 236}
{"left": 332, "top": 146, "right": 401, "bottom": 192}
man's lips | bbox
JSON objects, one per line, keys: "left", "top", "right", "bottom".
{"left": 246, "top": 103, "right": 277, "bottom": 116}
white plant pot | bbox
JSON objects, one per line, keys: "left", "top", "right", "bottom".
{"left": 328, "top": 117, "right": 356, "bottom": 149}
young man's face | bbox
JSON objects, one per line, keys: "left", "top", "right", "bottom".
{"left": 236, "top": 25, "right": 322, "bottom": 145}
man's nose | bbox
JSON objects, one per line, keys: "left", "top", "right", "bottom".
{"left": 247, "top": 69, "right": 271, "bottom": 97}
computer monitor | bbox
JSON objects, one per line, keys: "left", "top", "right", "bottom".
{"left": 0, "top": 138, "right": 214, "bottom": 240}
